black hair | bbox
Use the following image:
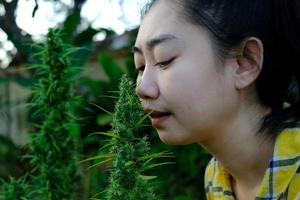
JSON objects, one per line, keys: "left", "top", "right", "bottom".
{"left": 141, "top": 0, "right": 300, "bottom": 138}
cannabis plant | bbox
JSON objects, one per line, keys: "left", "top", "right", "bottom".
{"left": 1, "top": 177, "right": 30, "bottom": 200}
{"left": 1, "top": 28, "right": 81, "bottom": 200}
{"left": 91, "top": 74, "right": 173, "bottom": 200}
{"left": 28, "top": 28, "right": 80, "bottom": 200}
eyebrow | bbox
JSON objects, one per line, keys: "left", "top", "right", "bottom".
{"left": 132, "top": 34, "right": 178, "bottom": 55}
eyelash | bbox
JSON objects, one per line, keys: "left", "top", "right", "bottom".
{"left": 137, "top": 57, "right": 176, "bottom": 72}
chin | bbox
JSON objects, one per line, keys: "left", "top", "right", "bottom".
{"left": 158, "top": 132, "right": 193, "bottom": 145}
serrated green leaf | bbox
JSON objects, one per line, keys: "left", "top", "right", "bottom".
{"left": 78, "top": 154, "right": 112, "bottom": 164}
{"left": 139, "top": 175, "right": 157, "bottom": 181}
{"left": 142, "top": 162, "right": 176, "bottom": 171}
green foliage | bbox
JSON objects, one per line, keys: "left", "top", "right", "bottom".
{"left": 0, "top": 77, "right": 37, "bottom": 88}
{"left": 98, "top": 52, "right": 124, "bottom": 88}
{"left": 1, "top": 177, "right": 30, "bottom": 200}
{"left": 156, "top": 144, "right": 211, "bottom": 199}
{"left": 28, "top": 28, "right": 80, "bottom": 200}
{"left": 91, "top": 75, "right": 173, "bottom": 200}
{"left": 1, "top": 28, "right": 81, "bottom": 200}
{"left": 61, "top": 13, "right": 81, "bottom": 43}
{"left": 111, "top": 75, "right": 144, "bottom": 132}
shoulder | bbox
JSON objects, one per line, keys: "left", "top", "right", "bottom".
{"left": 204, "top": 157, "right": 216, "bottom": 185}
{"left": 265, "top": 127, "right": 300, "bottom": 199}
{"left": 204, "top": 158, "right": 216, "bottom": 200}
{"left": 204, "top": 157, "right": 234, "bottom": 199}
{"left": 278, "top": 128, "right": 300, "bottom": 198}
{"left": 287, "top": 167, "right": 300, "bottom": 200}
{"left": 274, "top": 127, "right": 300, "bottom": 158}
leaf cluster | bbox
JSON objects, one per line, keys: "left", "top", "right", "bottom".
{"left": 90, "top": 75, "right": 173, "bottom": 200}
{"left": 1, "top": 177, "right": 30, "bottom": 200}
{"left": 2, "top": 28, "right": 80, "bottom": 200}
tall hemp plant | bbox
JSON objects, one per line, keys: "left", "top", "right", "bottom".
{"left": 29, "top": 28, "right": 80, "bottom": 199}
{"left": 2, "top": 29, "right": 80, "bottom": 200}
{"left": 1, "top": 177, "right": 30, "bottom": 200}
{"left": 91, "top": 74, "right": 173, "bottom": 200}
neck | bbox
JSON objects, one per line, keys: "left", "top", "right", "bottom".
{"left": 200, "top": 104, "right": 274, "bottom": 190}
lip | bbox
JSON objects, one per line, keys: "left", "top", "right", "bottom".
{"left": 144, "top": 108, "right": 170, "bottom": 116}
{"left": 151, "top": 114, "right": 171, "bottom": 127}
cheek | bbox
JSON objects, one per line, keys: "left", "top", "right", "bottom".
{"left": 162, "top": 47, "right": 223, "bottom": 101}
{"left": 159, "top": 62, "right": 233, "bottom": 132}
{"left": 161, "top": 62, "right": 222, "bottom": 108}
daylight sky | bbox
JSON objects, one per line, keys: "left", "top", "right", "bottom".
{"left": 16, "top": 0, "right": 148, "bottom": 36}
{"left": 0, "top": 0, "right": 149, "bottom": 68}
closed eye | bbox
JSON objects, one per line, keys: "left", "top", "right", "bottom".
{"left": 135, "top": 57, "right": 176, "bottom": 73}
{"left": 155, "top": 57, "right": 176, "bottom": 68}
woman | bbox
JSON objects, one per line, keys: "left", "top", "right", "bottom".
{"left": 133, "top": 0, "right": 300, "bottom": 199}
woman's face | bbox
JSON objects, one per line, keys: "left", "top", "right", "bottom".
{"left": 134, "top": 0, "right": 239, "bottom": 145}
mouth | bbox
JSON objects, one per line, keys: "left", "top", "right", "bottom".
{"left": 144, "top": 108, "right": 171, "bottom": 117}
{"left": 144, "top": 109, "right": 172, "bottom": 127}
{"left": 150, "top": 111, "right": 171, "bottom": 118}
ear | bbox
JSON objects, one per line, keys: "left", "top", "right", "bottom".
{"left": 234, "top": 37, "right": 264, "bottom": 90}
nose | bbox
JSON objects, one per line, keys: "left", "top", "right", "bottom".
{"left": 135, "top": 67, "right": 160, "bottom": 100}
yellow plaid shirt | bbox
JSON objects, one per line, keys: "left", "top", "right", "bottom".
{"left": 205, "top": 128, "right": 300, "bottom": 200}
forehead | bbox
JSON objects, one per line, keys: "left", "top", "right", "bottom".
{"left": 135, "top": 0, "right": 217, "bottom": 60}
{"left": 136, "top": 1, "right": 184, "bottom": 45}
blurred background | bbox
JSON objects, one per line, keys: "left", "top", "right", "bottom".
{"left": 0, "top": 0, "right": 211, "bottom": 199}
